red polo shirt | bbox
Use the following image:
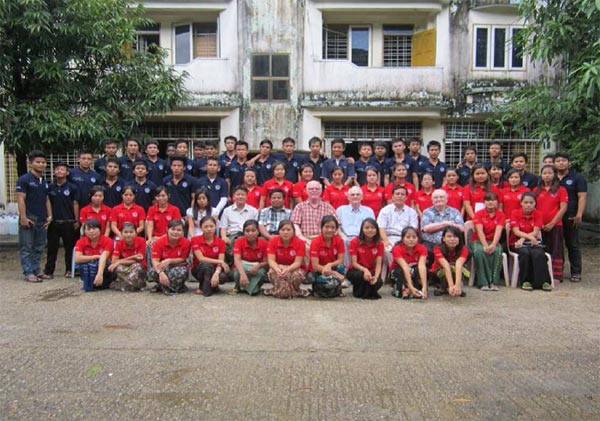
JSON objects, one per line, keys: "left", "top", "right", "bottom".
{"left": 151, "top": 236, "right": 191, "bottom": 261}
{"left": 79, "top": 205, "right": 112, "bottom": 233}
{"left": 442, "top": 185, "right": 464, "bottom": 211}
{"left": 509, "top": 209, "right": 543, "bottom": 246}
{"left": 146, "top": 204, "right": 182, "bottom": 237}
{"left": 473, "top": 209, "right": 506, "bottom": 242}
{"left": 361, "top": 185, "right": 385, "bottom": 217}
{"left": 348, "top": 237, "right": 383, "bottom": 272}
{"left": 323, "top": 184, "right": 349, "bottom": 209}
{"left": 233, "top": 237, "right": 268, "bottom": 262}
{"left": 109, "top": 203, "right": 146, "bottom": 230}
{"left": 113, "top": 236, "right": 147, "bottom": 268}
{"left": 190, "top": 235, "right": 226, "bottom": 268}
{"left": 535, "top": 186, "right": 568, "bottom": 226}
{"left": 391, "top": 243, "right": 428, "bottom": 269}
{"left": 308, "top": 234, "right": 345, "bottom": 271}
{"left": 500, "top": 186, "right": 530, "bottom": 222}
{"left": 262, "top": 179, "right": 293, "bottom": 208}
{"left": 292, "top": 180, "right": 309, "bottom": 202}
{"left": 384, "top": 181, "right": 415, "bottom": 205}
{"left": 267, "top": 235, "right": 305, "bottom": 265}
{"left": 75, "top": 235, "right": 113, "bottom": 256}
{"left": 413, "top": 190, "right": 433, "bottom": 212}
{"left": 244, "top": 185, "right": 263, "bottom": 209}
{"left": 431, "top": 245, "right": 469, "bottom": 272}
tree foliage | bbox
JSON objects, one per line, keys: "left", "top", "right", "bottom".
{"left": 0, "top": 0, "right": 187, "bottom": 153}
{"left": 495, "top": 0, "right": 600, "bottom": 179}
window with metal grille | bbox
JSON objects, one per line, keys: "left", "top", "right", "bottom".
{"left": 251, "top": 54, "right": 289, "bottom": 101}
{"left": 323, "top": 25, "right": 348, "bottom": 60}
{"left": 383, "top": 26, "right": 413, "bottom": 67}
{"left": 444, "top": 122, "right": 539, "bottom": 173}
{"left": 140, "top": 121, "right": 220, "bottom": 155}
{"left": 323, "top": 121, "right": 422, "bottom": 142}
{"left": 174, "top": 22, "right": 218, "bottom": 64}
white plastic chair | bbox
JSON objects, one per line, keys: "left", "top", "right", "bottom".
{"left": 505, "top": 224, "right": 555, "bottom": 289}
{"left": 464, "top": 220, "right": 509, "bottom": 287}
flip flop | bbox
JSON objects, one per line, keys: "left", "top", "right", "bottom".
{"left": 25, "top": 274, "right": 42, "bottom": 283}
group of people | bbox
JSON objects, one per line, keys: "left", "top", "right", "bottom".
{"left": 16, "top": 135, "right": 587, "bottom": 299}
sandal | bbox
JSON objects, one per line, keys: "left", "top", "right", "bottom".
{"left": 37, "top": 274, "right": 53, "bottom": 280}
{"left": 25, "top": 274, "right": 42, "bottom": 283}
{"left": 263, "top": 288, "right": 273, "bottom": 296}
{"left": 150, "top": 286, "right": 159, "bottom": 293}
{"left": 542, "top": 282, "right": 552, "bottom": 292}
{"left": 521, "top": 282, "right": 533, "bottom": 291}
{"left": 489, "top": 284, "right": 499, "bottom": 291}
{"left": 300, "top": 289, "right": 311, "bottom": 297}
{"left": 480, "top": 285, "right": 491, "bottom": 291}
{"left": 569, "top": 274, "right": 581, "bottom": 283}
{"left": 194, "top": 289, "right": 203, "bottom": 295}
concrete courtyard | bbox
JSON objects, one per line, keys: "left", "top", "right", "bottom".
{"left": 1, "top": 229, "right": 599, "bottom": 420}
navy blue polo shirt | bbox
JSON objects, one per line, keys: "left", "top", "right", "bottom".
{"left": 163, "top": 174, "right": 198, "bottom": 216}
{"left": 354, "top": 158, "right": 383, "bottom": 186}
{"left": 483, "top": 158, "right": 510, "bottom": 176}
{"left": 412, "top": 154, "right": 431, "bottom": 177}
{"left": 217, "top": 153, "right": 236, "bottom": 178}
{"left": 302, "top": 155, "right": 326, "bottom": 182}
{"left": 225, "top": 159, "right": 249, "bottom": 190}
{"left": 68, "top": 168, "right": 101, "bottom": 207}
{"left": 456, "top": 163, "right": 475, "bottom": 186}
{"left": 520, "top": 171, "right": 539, "bottom": 189}
{"left": 194, "top": 157, "right": 208, "bottom": 178}
{"left": 101, "top": 178, "right": 127, "bottom": 208}
{"left": 144, "top": 156, "right": 168, "bottom": 187}
{"left": 16, "top": 172, "right": 49, "bottom": 221}
{"left": 272, "top": 153, "right": 303, "bottom": 183}
{"left": 181, "top": 157, "right": 199, "bottom": 178}
{"left": 254, "top": 155, "right": 277, "bottom": 185}
{"left": 132, "top": 179, "right": 157, "bottom": 211}
{"left": 559, "top": 170, "right": 588, "bottom": 217}
{"left": 385, "top": 156, "right": 418, "bottom": 184}
{"left": 420, "top": 159, "right": 447, "bottom": 188}
{"left": 47, "top": 181, "right": 78, "bottom": 220}
{"left": 197, "top": 176, "right": 228, "bottom": 209}
{"left": 321, "top": 157, "right": 356, "bottom": 183}
{"left": 119, "top": 155, "right": 142, "bottom": 181}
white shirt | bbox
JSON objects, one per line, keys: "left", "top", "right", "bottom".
{"left": 377, "top": 204, "right": 419, "bottom": 237}
{"left": 219, "top": 204, "right": 259, "bottom": 236}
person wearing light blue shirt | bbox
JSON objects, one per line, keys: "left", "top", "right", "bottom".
{"left": 336, "top": 186, "right": 375, "bottom": 265}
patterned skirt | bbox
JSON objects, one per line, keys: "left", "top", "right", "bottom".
{"left": 267, "top": 266, "right": 306, "bottom": 299}
{"left": 111, "top": 263, "right": 147, "bottom": 292}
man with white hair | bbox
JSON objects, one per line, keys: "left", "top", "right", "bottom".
{"left": 291, "top": 180, "right": 338, "bottom": 246}
{"left": 336, "top": 186, "right": 375, "bottom": 266}
{"left": 421, "top": 189, "right": 464, "bottom": 260}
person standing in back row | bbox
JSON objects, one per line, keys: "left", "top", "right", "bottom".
{"left": 554, "top": 153, "right": 587, "bottom": 283}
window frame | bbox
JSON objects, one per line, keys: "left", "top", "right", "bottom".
{"left": 251, "top": 54, "right": 290, "bottom": 102}
{"left": 472, "top": 24, "right": 525, "bottom": 71}
{"left": 382, "top": 25, "right": 414, "bottom": 68}
{"left": 349, "top": 25, "right": 371, "bottom": 67}
{"left": 173, "top": 20, "right": 219, "bottom": 65}
{"left": 134, "top": 24, "right": 160, "bottom": 53}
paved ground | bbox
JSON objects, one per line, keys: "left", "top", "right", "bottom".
{"left": 1, "top": 230, "right": 599, "bottom": 420}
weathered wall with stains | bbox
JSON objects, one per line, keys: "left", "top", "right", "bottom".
{"left": 238, "top": 0, "right": 304, "bottom": 149}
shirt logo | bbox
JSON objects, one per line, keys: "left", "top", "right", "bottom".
{"left": 371, "top": 248, "right": 378, "bottom": 255}
{"left": 116, "top": 186, "right": 122, "bottom": 191}
{"left": 158, "top": 165, "right": 164, "bottom": 170}
{"left": 290, "top": 250, "right": 296, "bottom": 256}
{"left": 132, "top": 212, "right": 138, "bottom": 217}
{"left": 64, "top": 189, "right": 70, "bottom": 196}
{"left": 266, "top": 164, "right": 271, "bottom": 169}
{"left": 292, "top": 162, "right": 298, "bottom": 167}
{"left": 91, "top": 177, "right": 96, "bottom": 183}
{"left": 144, "top": 188, "right": 150, "bottom": 193}
{"left": 101, "top": 215, "right": 107, "bottom": 220}
{"left": 566, "top": 180, "right": 573, "bottom": 185}
{"left": 187, "top": 165, "right": 192, "bottom": 170}
{"left": 182, "top": 182, "right": 188, "bottom": 188}
{"left": 215, "top": 185, "right": 221, "bottom": 190}
{"left": 166, "top": 215, "right": 172, "bottom": 221}
{"left": 212, "top": 246, "right": 219, "bottom": 253}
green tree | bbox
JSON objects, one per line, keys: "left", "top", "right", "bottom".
{"left": 0, "top": 0, "right": 187, "bottom": 158}
{"left": 495, "top": 0, "right": 600, "bottom": 179}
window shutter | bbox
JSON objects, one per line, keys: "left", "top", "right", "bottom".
{"left": 412, "top": 28, "right": 436, "bottom": 66}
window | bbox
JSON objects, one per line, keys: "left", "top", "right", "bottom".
{"left": 251, "top": 55, "right": 289, "bottom": 101}
{"left": 350, "top": 27, "right": 370, "bottom": 67}
{"left": 174, "top": 22, "right": 217, "bottom": 64}
{"left": 134, "top": 24, "right": 160, "bottom": 53}
{"left": 323, "top": 25, "right": 348, "bottom": 59}
{"left": 383, "top": 26, "right": 413, "bottom": 67}
{"left": 473, "top": 25, "right": 525, "bottom": 70}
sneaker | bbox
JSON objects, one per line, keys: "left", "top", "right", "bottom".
{"left": 521, "top": 282, "right": 533, "bottom": 291}
{"left": 341, "top": 279, "right": 351, "bottom": 289}
{"left": 37, "top": 274, "right": 53, "bottom": 280}
{"left": 542, "top": 282, "right": 552, "bottom": 291}
{"left": 489, "top": 284, "right": 499, "bottom": 291}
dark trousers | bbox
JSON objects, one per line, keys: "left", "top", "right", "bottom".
{"left": 542, "top": 225, "right": 564, "bottom": 280}
{"left": 512, "top": 246, "right": 550, "bottom": 289}
{"left": 562, "top": 216, "right": 582, "bottom": 275}
{"left": 346, "top": 269, "right": 382, "bottom": 299}
{"left": 44, "top": 221, "right": 77, "bottom": 275}
{"left": 192, "top": 263, "right": 228, "bottom": 297}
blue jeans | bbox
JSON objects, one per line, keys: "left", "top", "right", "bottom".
{"left": 19, "top": 222, "right": 47, "bottom": 276}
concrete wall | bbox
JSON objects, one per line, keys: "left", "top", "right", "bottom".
{"left": 585, "top": 181, "right": 600, "bottom": 222}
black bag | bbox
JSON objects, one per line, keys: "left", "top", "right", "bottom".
{"left": 312, "top": 275, "right": 342, "bottom": 298}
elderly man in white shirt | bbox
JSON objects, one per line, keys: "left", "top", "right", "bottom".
{"left": 336, "top": 186, "right": 375, "bottom": 265}
{"left": 377, "top": 185, "right": 419, "bottom": 273}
